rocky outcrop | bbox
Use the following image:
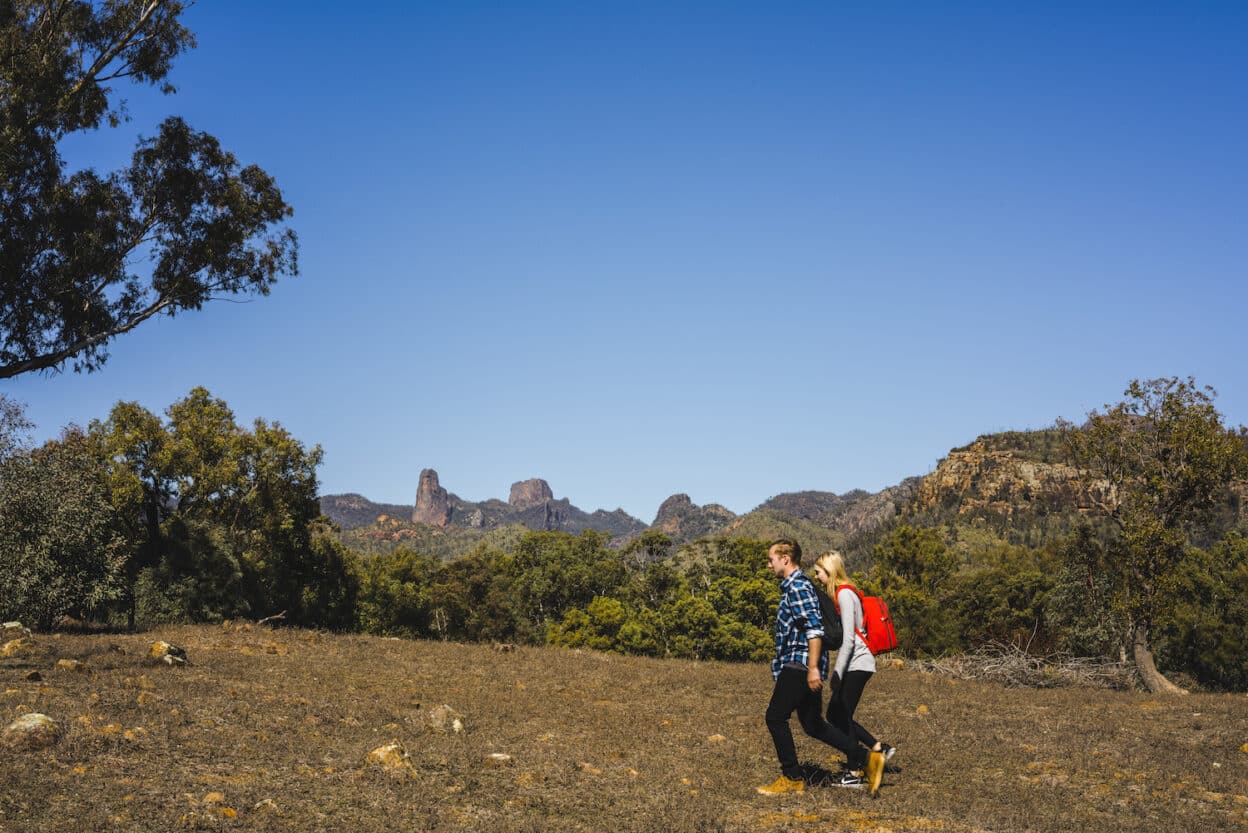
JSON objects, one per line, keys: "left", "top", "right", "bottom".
{"left": 835, "top": 478, "right": 921, "bottom": 538}
{"left": 392, "top": 472, "right": 646, "bottom": 538}
{"left": 508, "top": 479, "right": 554, "bottom": 510}
{"left": 412, "top": 469, "right": 452, "bottom": 527}
{"left": 652, "top": 494, "right": 737, "bottom": 543}
{"left": 910, "top": 439, "right": 1113, "bottom": 519}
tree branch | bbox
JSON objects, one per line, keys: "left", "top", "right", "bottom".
{"left": 63, "top": 1, "right": 169, "bottom": 105}
{"left": 0, "top": 294, "right": 175, "bottom": 379}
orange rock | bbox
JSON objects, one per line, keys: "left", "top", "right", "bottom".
{"left": 1, "top": 638, "right": 37, "bottom": 659}
{"left": 368, "top": 741, "right": 415, "bottom": 776}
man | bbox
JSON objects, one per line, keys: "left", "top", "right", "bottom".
{"left": 758, "top": 539, "right": 868, "bottom": 795}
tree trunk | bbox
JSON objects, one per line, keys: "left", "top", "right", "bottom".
{"left": 1132, "top": 622, "right": 1187, "bottom": 695}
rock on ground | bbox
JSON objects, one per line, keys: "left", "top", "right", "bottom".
{"left": 2, "top": 713, "right": 62, "bottom": 751}
{"left": 146, "top": 641, "right": 188, "bottom": 666}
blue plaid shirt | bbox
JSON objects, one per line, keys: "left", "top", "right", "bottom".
{"left": 771, "top": 568, "right": 829, "bottom": 680}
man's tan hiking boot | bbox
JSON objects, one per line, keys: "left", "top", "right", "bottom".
{"left": 866, "top": 748, "right": 886, "bottom": 796}
{"left": 756, "top": 775, "right": 804, "bottom": 796}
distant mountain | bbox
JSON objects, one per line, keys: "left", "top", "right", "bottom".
{"left": 319, "top": 493, "right": 415, "bottom": 530}
{"left": 755, "top": 480, "right": 920, "bottom": 540}
{"left": 322, "top": 427, "right": 1247, "bottom": 563}
{"left": 650, "top": 494, "right": 736, "bottom": 544}
{"left": 339, "top": 519, "right": 529, "bottom": 561}
{"left": 715, "top": 509, "right": 845, "bottom": 558}
{"left": 322, "top": 469, "right": 647, "bottom": 540}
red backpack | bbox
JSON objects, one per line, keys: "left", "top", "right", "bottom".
{"left": 832, "top": 583, "right": 899, "bottom": 655}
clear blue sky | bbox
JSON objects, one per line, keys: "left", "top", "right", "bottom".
{"left": 5, "top": 1, "right": 1246, "bottom": 522}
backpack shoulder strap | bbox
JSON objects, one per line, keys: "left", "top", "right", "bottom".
{"left": 835, "top": 583, "right": 870, "bottom": 645}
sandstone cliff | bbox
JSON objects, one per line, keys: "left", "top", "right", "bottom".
{"left": 909, "top": 437, "right": 1113, "bottom": 520}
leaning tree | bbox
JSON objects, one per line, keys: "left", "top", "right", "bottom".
{"left": 0, "top": 1, "right": 297, "bottom": 378}
{"left": 1061, "top": 377, "right": 1248, "bottom": 694}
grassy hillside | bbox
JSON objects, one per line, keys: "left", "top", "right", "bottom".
{"left": 338, "top": 517, "right": 529, "bottom": 559}
{"left": 711, "top": 510, "right": 845, "bottom": 561}
{"left": 3, "top": 626, "right": 1245, "bottom": 832}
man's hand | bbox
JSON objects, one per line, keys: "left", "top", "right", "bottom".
{"left": 806, "top": 635, "right": 824, "bottom": 692}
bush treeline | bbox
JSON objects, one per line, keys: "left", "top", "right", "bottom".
{"left": 0, "top": 389, "right": 358, "bottom": 632}
{"left": 2, "top": 389, "right": 1246, "bottom": 690}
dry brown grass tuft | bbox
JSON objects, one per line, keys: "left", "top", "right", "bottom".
{"left": 2, "top": 626, "right": 1246, "bottom": 832}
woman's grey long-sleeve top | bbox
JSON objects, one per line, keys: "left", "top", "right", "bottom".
{"left": 833, "top": 585, "right": 877, "bottom": 678}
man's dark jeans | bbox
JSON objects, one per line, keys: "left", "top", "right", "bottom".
{"left": 765, "top": 667, "right": 863, "bottom": 779}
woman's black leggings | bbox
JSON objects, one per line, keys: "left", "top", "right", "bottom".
{"left": 827, "top": 670, "right": 878, "bottom": 753}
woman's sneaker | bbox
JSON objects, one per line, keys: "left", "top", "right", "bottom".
{"left": 835, "top": 771, "right": 864, "bottom": 788}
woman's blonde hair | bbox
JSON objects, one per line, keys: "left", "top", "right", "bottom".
{"left": 813, "top": 550, "right": 851, "bottom": 591}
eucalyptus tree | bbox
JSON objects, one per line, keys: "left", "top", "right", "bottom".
{"left": 1062, "top": 377, "right": 1248, "bottom": 694}
{"left": 0, "top": 1, "right": 297, "bottom": 378}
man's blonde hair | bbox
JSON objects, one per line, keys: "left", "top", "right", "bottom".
{"left": 769, "top": 538, "right": 802, "bottom": 565}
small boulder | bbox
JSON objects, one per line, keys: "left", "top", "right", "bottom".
{"left": 1, "top": 637, "right": 38, "bottom": 659}
{"left": 1, "top": 622, "right": 31, "bottom": 641}
{"left": 428, "top": 704, "right": 464, "bottom": 733}
{"left": 146, "top": 641, "right": 187, "bottom": 666}
{"left": 368, "top": 740, "right": 415, "bottom": 776}
{"left": 2, "top": 713, "right": 62, "bottom": 751}
{"left": 56, "top": 659, "right": 87, "bottom": 673}
{"left": 24, "top": 671, "right": 41, "bottom": 682}
{"left": 486, "top": 753, "right": 513, "bottom": 766}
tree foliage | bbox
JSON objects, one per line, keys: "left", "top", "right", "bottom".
{"left": 87, "top": 387, "right": 352, "bottom": 628}
{"left": 1154, "top": 533, "right": 1248, "bottom": 691}
{"left": 1060, "top": 377, "right": 1248, "bottom": 692}
{"left": 0, "top": 421, "right": 126, "bottom": 629}
{"left": 0, "top": 1, "right": 297, "bottom": 378}
{"left": 863, "top": 525, "right": 961, "bottom": 655}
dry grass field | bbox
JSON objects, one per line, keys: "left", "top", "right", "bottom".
{"left": 2, "top": 625, "right": 1246, "bottom": 833}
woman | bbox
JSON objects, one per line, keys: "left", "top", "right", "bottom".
{"left": 812, "top": 550, "right": 895, "bottom": 793}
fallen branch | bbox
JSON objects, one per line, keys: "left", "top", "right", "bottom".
{"left": 912, "top": 642, "right": 1139, "bottom": 690}
{"left": 256, "top": 611, "right": 287, "bottom": 627}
